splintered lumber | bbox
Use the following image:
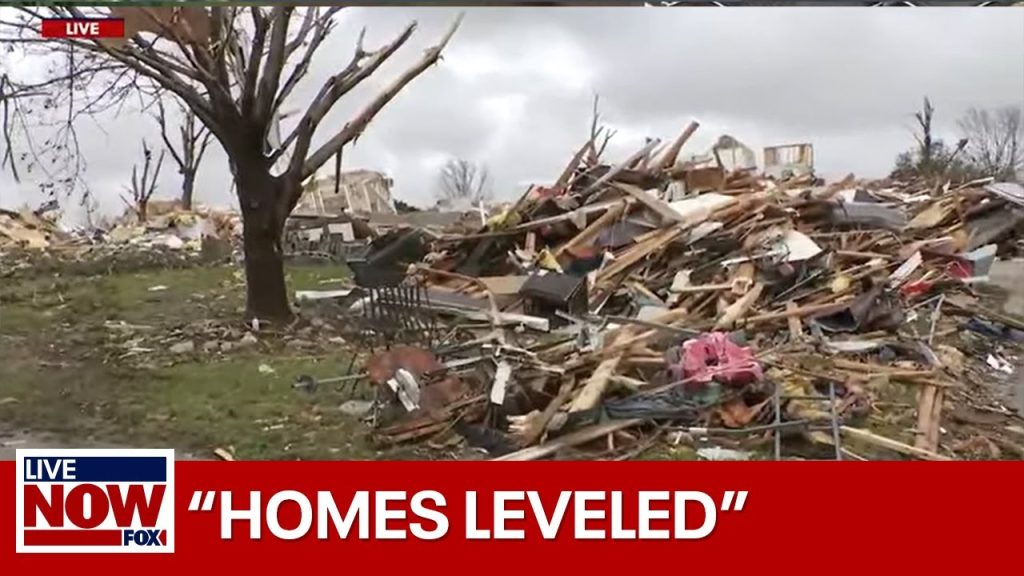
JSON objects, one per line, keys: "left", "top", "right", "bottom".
{"left": 597, "top": 225, "right": 684, "bottom": 284}
{"left": 569, "top": 354, "right": 623, "bottom": 412}
{"left": 673, "top": 283, "right": 731, "bottom": 294}
{"left": 829, "top": 360, "right": 951, "bottom": 386}
{"left": 914, "top": 385, "right": 938, "bottom": 451}
{"left": 555, "top": 138, "right": 593, "bottom": 189}
{"left": 731, "top": 262, "right": 756, "bottom": 295}
{"left": 509, "top": 377, "right": 574, "bottom": 447}
{"left": 616, "top": 183, "right": 686, "bottom": 223}
{"left": 714, "top": 282, "right": 764, "bottom": 330}
{"left": 786, "top": 301, "right": 803, "bottom": 339}
{"left": 840, "top": 426, "right": 951, "bottom": 461}
{"left": 492, "top": 419, "right": 643, "bottom": 461}
{"left": 928, "top": 388, "right": 944, "bottom": 449}
{"left": 655, "top": 120, "right": 699, "bottom": 171}
{"left": 479, "top": 276, "right": 530, "bottom": 296}
{"left": 580, "top": 138, "right": 662, "bottom": 196}
{"left": 554, "top": 199, "right": 631, "bottom": 257}
{"left": 743, "top": 301, "right": 846, "bottom": 326}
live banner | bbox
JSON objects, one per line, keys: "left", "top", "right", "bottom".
{"left": 3, "top": 460, "right": 1022, "bottom": 573}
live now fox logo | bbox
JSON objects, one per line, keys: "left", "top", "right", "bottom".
{"left": 15, "top": 449, "right": 175, "bottom": 554}
{"left": 40, "top": 18, "right": 125, "bottom": 39}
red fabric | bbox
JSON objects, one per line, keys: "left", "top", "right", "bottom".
{"left": 947, "top": 260, "right": 972, "bottom": 280}
{"left": 674, "top": 332, "right": 763, "bottom": 387}
{"left": 901, "top": 280, "right": 934, "bottom": 297}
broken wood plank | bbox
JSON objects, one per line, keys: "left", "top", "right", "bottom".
{"left": 914, "top": 385, "right": 938, "bottom": 452}
{"left": 581, "top": 138, "right": 662, "bottom": 197}
{"left": 493, "top": 419, "right": 643, "bottom": 461}
{"left": 786, "top": 301, "right": 803, "bottom": 340}
{"left": 672, "top": 283, "right": 733, "bottom": 294}
{"left": 508, "top": 377, "right": 574, "bottom": 447}
{"left": 616, "top": 183, "right": 687, "bottom": 224}
{"left": 554, "top": 138, "right": 592, "bottom": 189}
{"left": 840, "top": 426, "right": 951, "bottom": 461}
{"left": 597, "top": 225, "right": 684, "bottom": 284}
{"left": 714, "top": 282, "right": 764, "bottom": 330}
{"left": 570, "top": 355, "right": 623, "bottom": 412}
{"left": 478, "top": 276, "right": 530, "bottom": 296}
{"left": 654, "top": 120, "right": 699, "bottom": 171}
{"left": 743, "top": 301, "right": 848, "bottom": 326}
{"left": 554, "top": 199, "right": 631, "bottom": 257}
{"left": 731, "top": 262, "right": 755, "bottom": 295}
{"left": 927, "top": 387, "right": 944, "bottom": 451}
{"left": 831, "top": 359, "right": 935, "bottom": 378}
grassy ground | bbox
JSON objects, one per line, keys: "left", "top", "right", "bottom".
{"left": 0, "top": 259, "right": 392, "bottom": 460}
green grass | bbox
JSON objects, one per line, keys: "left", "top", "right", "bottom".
{"left": 0, "top": 261, "right": 385, "bottom": 460}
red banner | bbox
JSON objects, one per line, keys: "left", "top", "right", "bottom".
{"left": 40, "top": 18, "right": 125, "bottom": 39}
{"left": 3, "top": 460, "right": 1023, "bottom": 573}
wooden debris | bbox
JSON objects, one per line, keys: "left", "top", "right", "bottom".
{"left": 786, "top": 301, "right": 803, "bottom": 340}
{"left": 714, "top": 282, "right": 764, "bottom": 330}
{"left": 493, "top": 419, "right": 643, "bottom": 461}
{"left": 616, "top": 183, "right": 686, "bottom": 224}
{"left": 569, "top": 354, "right": 624, "bottom": 413}
{"left": 508, "top": 378, "right": 574, "bottom": 447}
{"left": 841, "top": 426, "right": 951, "bottom": 461}
{"left": 294, "top": 117, "right": 1024, "bottom": 464}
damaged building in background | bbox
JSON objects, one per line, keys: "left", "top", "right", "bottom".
{"left": 711, "top": 134, "right": 757, "bottom": 172}
{"left": 764, "top": 143, "right": 815, "bottom": 180}
{"left": 295, "top": 169, "right": 397, "bottom": 216}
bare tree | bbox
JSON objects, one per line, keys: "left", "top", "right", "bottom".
{"left": 121, "top": 140, "right": 165, "bottom": 223}
{"left": 155, "top": 97, "right": 212, "bottom": 210}
{"left": 2, "top": 6, "right": 462, "bottom": 320}
{"left": 586, "top": 93, "right": 615, "bottom": 166}
{"left": 914, "top": 97, "right": 937, "bottom": 174}
{"left": 438, "top": 158, "right": 490, "bottom": 208}
{"left": 958, "top": 106, "right": 1023, "bottom": 181}
{"left": 891, "top": 97, "right": 971, "bottom": 181}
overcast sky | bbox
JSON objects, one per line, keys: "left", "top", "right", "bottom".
{"left": 2, "top": 7, "right": 1023, "bottom": 221}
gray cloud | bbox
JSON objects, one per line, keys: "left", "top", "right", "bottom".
{"left": 2, "top": 7, "right": 1022, "bottom": 222}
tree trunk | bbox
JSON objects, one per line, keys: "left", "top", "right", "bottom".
{"left": 242, "top": 222, "right": 290, "bottom": 322}
{"left": 236, "top": 167, "right": 292, "bottom": 322}
{"left": 181, "top": 171, "right": 195, "bottom": 210}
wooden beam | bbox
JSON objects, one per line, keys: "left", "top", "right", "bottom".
{"left": 492, "top": 419, "right": 643, "bottom": 461}
{"left": 840, "top": 426, "right": 951, "bottom": 461}
{"left": 714, "top": 282, "right": 764, "bottom": 330}
{"left": 654, "top": 120, "right": 699, "bottom": 171}
{"left": 554, "top": 199, "right": 631, "bottom": 257}
{"left": 569, "top": 354, "right": 623, "bottom": 413}
{"left": 786, "top": 301, "right": 803, "bottom": 340}
{"left": 616, "top": 183, "right": 686, "bottom": 224}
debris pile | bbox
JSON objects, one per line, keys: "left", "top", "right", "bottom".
{"left": 321, "top": 122, "right": 1024, "bottom": 461}
{"left": 0, "top": 207, "right": 66, "bottom": 250}
{"left": 0, "top": 200, "right": 245, "bottom": 278}
{"left": 102, "top": 200, "right": 241, "bottom": 252}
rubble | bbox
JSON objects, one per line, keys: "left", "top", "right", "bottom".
{"left": 4, "top": 122, "right": 1021, "bottom": 463}
{"left": 169, "top": 340, "right": 195, "bottom": 354}
{"left": 312, "top": 120, "right": 1024, "bottom": 462}
{"left": 0, "top": 200, "right": 243, "bottom": 281}
{"left": 0, "top": 207, "right": 67, "bottom": 249}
